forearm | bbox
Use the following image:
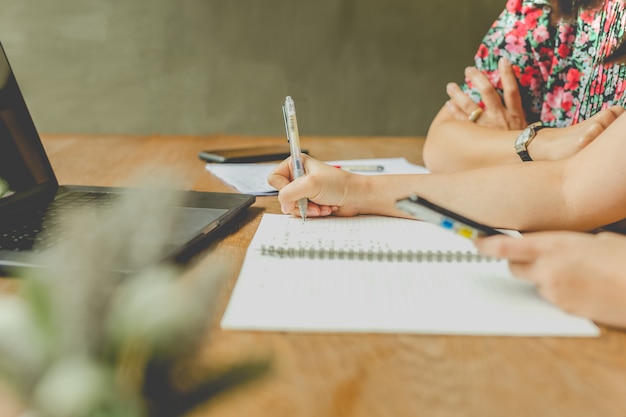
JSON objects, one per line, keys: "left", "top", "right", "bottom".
{"left": 423, "top": 109, "right": 522, "bottom": 173}
{"left": 356, "top": 162, "right": 590, "bottom": 232}
{"left": 275, "top": 112, "right": 626, "bottom": 231}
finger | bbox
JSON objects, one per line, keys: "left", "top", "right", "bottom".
{"left": 281, "top": 195, "right": 334, "bottom": 218}
{"left": 499, "top": 58, "right": 525, "bottom": 119}
{"left": 475, "top": 234, "right": 542, "bottom": 262}
{"left": 300, "top": 201, "right": 333, "bottom": 218}
{"left": 577, "top": 122, "right": 603, "bottom": 149}
{"left": 317, "top": 205, "right": 335, "bottom": 216}
{"left": 588, "top": 105, "right": 623, "bottom": 129}
{"left": 606, "top": 104, "right": 625, "bottom": 118}
{"left": 444, "top": 100, "right": 471, "bottom": 122}
{"left": 576, "top": 106, "right": 624, "bottom": 148}
{"left": 267, "top": 157, "right": 294, "bottom": 191}
{"left": 508, "top": 261, "right": 541, "bottom": 283}
{"left": 314, "top": 204, "right": 338, "bottom": 217}
{"left": 275, "top": 164, "right": 319, "bottom": 216}
{"left": 446, "top": 82, "right": 479, "bottom": 114}
{"left": 465, "top": 66, "right": 503, "bottom": 111}
{"left": 305, "top": 199, "right": 335, "bottom": 217}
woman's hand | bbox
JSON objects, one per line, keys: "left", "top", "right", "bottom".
{"left": 476, "top": 231, "right": 626, "bottom": 328}
{"left": 446, "top": 56, "right": 624, "bottom": 161}
{"left": 445, "top": 58, "right": 527, "bottom": 130}
{"left": 268, "top": 155, "right": 365, "bottom": 218}
{"left": 528, "top": 106, "right": 624, "bottom": 161}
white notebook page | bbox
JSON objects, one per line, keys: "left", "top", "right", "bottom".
{"left": 221, "top": 214, "right": 600, "bottom": 337}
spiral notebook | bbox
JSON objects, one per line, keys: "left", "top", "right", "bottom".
{"left": 221, "top": 214, "right": 599, "bottom": 337}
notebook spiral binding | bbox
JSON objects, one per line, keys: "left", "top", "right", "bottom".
{"left": 259, "top": 245, "right": 498, "bottom": 262}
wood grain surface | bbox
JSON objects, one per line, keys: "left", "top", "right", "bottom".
{"left": 1, "top": 134, "right": 625, "bottom": 417}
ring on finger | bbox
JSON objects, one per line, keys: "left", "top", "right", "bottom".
{"left": 468, "top": 107, "right": 483, "bottom": 123}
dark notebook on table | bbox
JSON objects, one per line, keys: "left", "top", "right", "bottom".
{"left": 0, "top": 42, "right": 255, "bottom": 274}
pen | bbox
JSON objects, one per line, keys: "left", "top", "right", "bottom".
{"left": 282, "top": 96, "right": 308, "bottom": 222}
{"left": 333, "top": 165, "right": 385, "bottom": 172}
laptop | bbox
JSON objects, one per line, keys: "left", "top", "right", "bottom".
{"left": 0, "top": 42, "right": 255, "bottom": 274}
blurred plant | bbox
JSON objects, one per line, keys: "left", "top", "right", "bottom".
{"left": 0, "top": 181, "right": 268, "bottom": 417}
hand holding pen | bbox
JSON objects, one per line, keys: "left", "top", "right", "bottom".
{"left": 282, "top": 96, "right": 308, "bottom": 222}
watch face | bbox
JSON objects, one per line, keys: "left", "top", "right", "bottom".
{"left": 516, "top": 122, "right": 543, "bottom": 160}
{"left": 515, "top": 129, "right": 532, "bottom": 148}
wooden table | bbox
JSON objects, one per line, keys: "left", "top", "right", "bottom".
{"left": 7, "top": 134, "right": 626, "bottom": 417}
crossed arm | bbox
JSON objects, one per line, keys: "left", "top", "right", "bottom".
{"left": 423, "top": 59, "right": 622, "bottom": 173}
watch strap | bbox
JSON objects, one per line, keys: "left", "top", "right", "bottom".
{"left": 518, "top": 150, "right": 532, "bottom": 162}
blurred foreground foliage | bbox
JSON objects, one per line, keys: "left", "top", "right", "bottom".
{"left": 0, "top": 184, "right": 268, "bottom": 417}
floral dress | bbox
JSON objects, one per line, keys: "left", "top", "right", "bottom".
{"left": 464, "top": 0, "right": 626, "bottom": 126}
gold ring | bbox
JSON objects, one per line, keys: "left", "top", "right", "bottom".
{"left": 468, "top": 107, "right": 483, "bottom": 122}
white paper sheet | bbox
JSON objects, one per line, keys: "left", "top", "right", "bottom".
{"left": 221, "top": 214, "right": 600, "bottom": 337}
{"left": 205, "top": 158, "right": 429, "bottom": 195}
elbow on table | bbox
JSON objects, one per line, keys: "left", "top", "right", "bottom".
{"left": 423, "top": 125, "right": 455, "bottom": 174}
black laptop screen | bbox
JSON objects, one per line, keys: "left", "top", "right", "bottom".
{"left": 0, "top": 44, "right": 56, "bottom": 204}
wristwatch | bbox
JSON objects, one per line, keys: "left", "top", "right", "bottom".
{"left": 515, "top": 121, "right": 546, "bottom": 161}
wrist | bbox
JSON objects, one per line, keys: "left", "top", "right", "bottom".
{"left": 526, "top": 127, "right": 552, "bottom": 161}
{"left": 349, "top": 174, "right": 376, "bottom": 215}
{"left": 354, "top": 175, "right": 414, "bottom": 218}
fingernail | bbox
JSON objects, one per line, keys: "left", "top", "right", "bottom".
{"left": 499, "top": 57, "right": 510, "bottom": 66}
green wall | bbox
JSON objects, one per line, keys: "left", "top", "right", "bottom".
{"left": 0, "top": 0, "right": 504, "bottom": 136}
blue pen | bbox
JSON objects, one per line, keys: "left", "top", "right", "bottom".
{"left": 282, "top": 96, "right": 308, "bottom": 222}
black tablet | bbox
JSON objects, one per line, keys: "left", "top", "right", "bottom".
{"left": 199, "top": 145, "right": 308, "bottom": 163}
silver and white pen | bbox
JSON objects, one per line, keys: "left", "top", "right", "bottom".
{"left": 282, "top": 96, "right": 308, "bottom": 222}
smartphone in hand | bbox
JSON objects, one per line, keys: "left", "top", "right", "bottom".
{"left": 199, "top": 145, "right": 308, "bottom": 163}
{"left": 396, "top": 194, "right": 504, "bottom": 239}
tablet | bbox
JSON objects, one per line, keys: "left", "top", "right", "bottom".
{"left": 199, "top": 145, "right": 308, "bottom": 163}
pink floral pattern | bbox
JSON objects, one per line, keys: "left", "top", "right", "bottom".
{"left": 464, "top": 0, "right": 626, "bottom": 127}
